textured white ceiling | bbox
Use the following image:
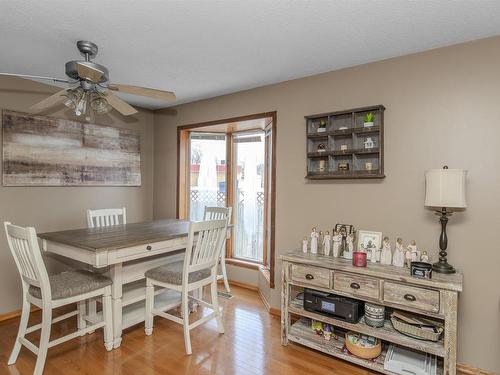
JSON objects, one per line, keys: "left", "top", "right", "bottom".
{"left": 1, "top": 0, "right": 500, "bottom": 109}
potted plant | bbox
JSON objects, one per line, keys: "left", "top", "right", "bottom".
{"left": 318, "top": 119, "right": 327, "bottom": 133}
{"left": 363, "top": 112, "right": 375, "bottom": 128}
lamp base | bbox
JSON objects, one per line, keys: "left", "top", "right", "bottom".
{"left": 432, "top": 260, "right": 456, "bottom": 274}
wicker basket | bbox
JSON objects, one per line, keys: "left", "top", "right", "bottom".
{"left": 345, "top": 331, "right": 382, "bottom": 359}
{"left": 390, "top": 312, "right": 443, "bottom": 342}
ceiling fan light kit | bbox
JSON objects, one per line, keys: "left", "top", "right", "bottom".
{"left": 0, "top": 40, "right": 176, "bottom": 117}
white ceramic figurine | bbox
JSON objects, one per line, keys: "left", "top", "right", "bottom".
{"left": 332, "top": 230, "right": 342, "bottom": 258}
{"left": 302, "top": 237, "right": 308, "bottom": 253}
{"left": 344, "top": 233, "right": 354, "bottom": 260}
{"left": 392, "top": 237, "right": 405, "bottom": 267}
{"left": 407, "top": 240, "right": 419, "bottom": 262}
{"left": 380, "top": 236, "right": 392, "bottom": 265}
{"left": 371, "top": 244, "right": 381, "bottom": 263}
{"left": 310, "top": 227, "right": 319, "bottom": 254}
{"left": 323, "top": 231, "right": 331, "bottom": 256}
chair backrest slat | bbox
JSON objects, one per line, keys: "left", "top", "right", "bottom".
{"left": 4, "top": 222, "right": 50, "bottom": 296}
{"left": 184, "top": 219, "right": 228, "bottom": 280}
{"left": 87, "top": 207, "right": 127, "bottom": 229}
{"left": 204, "top": 206, "right": 232, "bottom": 222}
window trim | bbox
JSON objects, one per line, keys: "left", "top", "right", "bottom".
{"left": 176, "top": 112, "right": 277, "bottom": 288}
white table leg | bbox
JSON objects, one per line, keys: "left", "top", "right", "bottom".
{"left": 110, "top": 263, "right": 123, "bottom": 349}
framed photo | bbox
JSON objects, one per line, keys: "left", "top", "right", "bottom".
{"left": 334, "top": 223, "right": 354, "bottom": 235}
{"left": 357, "top": 230, "right": 383, "bottom": 260}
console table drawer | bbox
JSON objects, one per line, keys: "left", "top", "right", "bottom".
{"left": 383, "top": 282, "right": 440, "bottom": 313}
{"left": 333, "top": 272, "right": 380, "bottom": 300}
{"left": 290, "top": 264, "right": 330, "bottom": 288}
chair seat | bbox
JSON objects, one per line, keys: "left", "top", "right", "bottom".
{"left": 145, "top": 261, "right": 211, "bottom": 285}
{"left": 29, "top": 270, "right": 112, "bottom": 300}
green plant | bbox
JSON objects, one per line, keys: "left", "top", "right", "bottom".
{"left": 319, "top": 119, "right": 327, "bottom": 128}
{"left": 364, "top": 112, "right": 374, "bottom": 123}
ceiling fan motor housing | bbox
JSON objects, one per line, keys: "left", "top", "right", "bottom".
{"left": 65, "top": 61, "right": 109, "bottom": 83}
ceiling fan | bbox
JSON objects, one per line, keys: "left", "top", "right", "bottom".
{"left": 0, "top": 40, "right": 176, "bottom": 117}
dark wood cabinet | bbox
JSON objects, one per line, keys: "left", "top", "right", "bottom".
{"left": 305, "top": 105, "right": 385, "bottom": 179}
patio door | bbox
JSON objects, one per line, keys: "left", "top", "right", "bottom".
{"left": 232, "top": 131, "right": 265, "bottom": 262}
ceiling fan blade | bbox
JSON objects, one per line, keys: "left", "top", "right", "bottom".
{"left": 107, "top": 84, "right": 176, "bottom": 101}
{"left": 29, "top": 89, "right": 69, "bottom": 112}
{"left": 0, "top": 72, "right": 70, "bottom": 84}
{"left": 104, "top": 91, "right": 138, "bottom": 116}
{"left": 76, "top": 62, "right": 104, "bottom": 82}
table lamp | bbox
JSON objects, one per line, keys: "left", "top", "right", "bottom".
{"left": 424, "top": 166, "right": 467, "bottom": 274}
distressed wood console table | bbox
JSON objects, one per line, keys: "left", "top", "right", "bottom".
{"left": 281, "top": 252, "right": 463, "bottom": 375}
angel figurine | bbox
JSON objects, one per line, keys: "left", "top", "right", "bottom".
{"left": 392, "top": 237, "right": 405, "bottom": 267}
{"left": 371, "top": 243, "right": 381, "bottom": 263}
{"left": 420, "top": 251, "right": 429, "bottom": 262}
{"left": 332, "top": 230, "right": 342, "bottom": 258}
{"left": 404, "top": 246, "right": 413, "bottom": 268}
{"left": 380, "top": 236, "right": 392, "bottom": 265}
{"left": 310, "top": 227, "right": 319, "bottom": 254}
{"left": 407, "top": 240, "right": 419, "bottom": 262}
{"left": 344, "top": 233, "right": 354, "bottom": 260}
{"left": 302, "top": 237, "right": 308, "bottom": 253}
{"left": 323, "top": 231, "right": 331, "bottom": 256}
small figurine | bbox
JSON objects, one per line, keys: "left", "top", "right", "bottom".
{"left": 380, "top": 236, "right": 392, "bottom": 265}
{"left": 323, "top": 324, "right": 333, "bottom": 341}
{"left": 302, "top": 237, "right": 308, "bottom": 253}
{"left": 371, "top": 244, "right": 381, "bottom": 263}
{"left": 420, "top": 251, "right": 429, "bottom": 262}
{"left": 332, "top": 230, "right": 342, "bottom": 258}
{"left": 344, "top": 233, "right": 354, "bottom": 260}
{"left": 364, "top": 137, "right": 375, "bottom": 149}
{"left": 323, "top": 231, "right": 331, "bottom": 256}
{"left": 392, "top": 237, "right": 405, "bottom": 267}
{"left": 312, "top": 320, "right": 324, "bottom": 335}
{"left": 404, "top": 246, "right": 413, "bottom": 268}
{"left": 407, "top": 240, "right": 419, "bottom": 262}
{"left": 318, "top": 160, "right": 326, "bottom": 172}
{"left": 310, "top": 227, "right": 319, "bottom": 254}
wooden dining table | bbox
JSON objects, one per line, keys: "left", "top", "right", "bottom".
{"left": 38, "top": 219, "right": 204, "bottom": 349}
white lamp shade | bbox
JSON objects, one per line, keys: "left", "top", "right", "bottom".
{"left": 425, "top": 168, "right": 467, "bottom": 208}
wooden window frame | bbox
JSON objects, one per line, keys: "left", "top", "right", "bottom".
{"left": 177, "top": 112, "right": 276, "bottom": 288}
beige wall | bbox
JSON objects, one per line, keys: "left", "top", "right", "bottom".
{"left": 153, "top": 36, "right": 500, "bottom": 372}
{"left": 0, "top": 76, "right": 155, "bottom": 313}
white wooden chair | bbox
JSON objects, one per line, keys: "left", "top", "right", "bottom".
{"left": 204, "top": 206, "right": 232, "bottom": 293}
{"left": 4, "top": 222, "right": 113, "bottom": 375}
{"left": 87, "top": 207, "right": 127, "bottom": 228}
{"left": 86, "top": 207, "right": 126, "bottom": 323}
{"left": 144, "top": 219, "right": 228, "bottom": 355}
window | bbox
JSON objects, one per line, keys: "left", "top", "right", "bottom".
{"left": 177, "top": 113, "right": 276, "bottom": 287}
{"left": 188, "top": 133, "right": 226, "bottom": 221}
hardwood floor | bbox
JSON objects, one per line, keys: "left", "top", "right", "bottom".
{"left": 0, "top": 285, "right": 375, "bottom": 375}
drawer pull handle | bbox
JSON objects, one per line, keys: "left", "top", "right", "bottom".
{"left": 404, "top": 293, "right": 416, "bottom": 302}
{"left": 305, "top": 274, "right": 314, "bottom": 280}
{"left": 350, "top": 282, "right": 360, "bottom": 290}
{"left": 146, "top": 245, "right": 152, "bottom": 251}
